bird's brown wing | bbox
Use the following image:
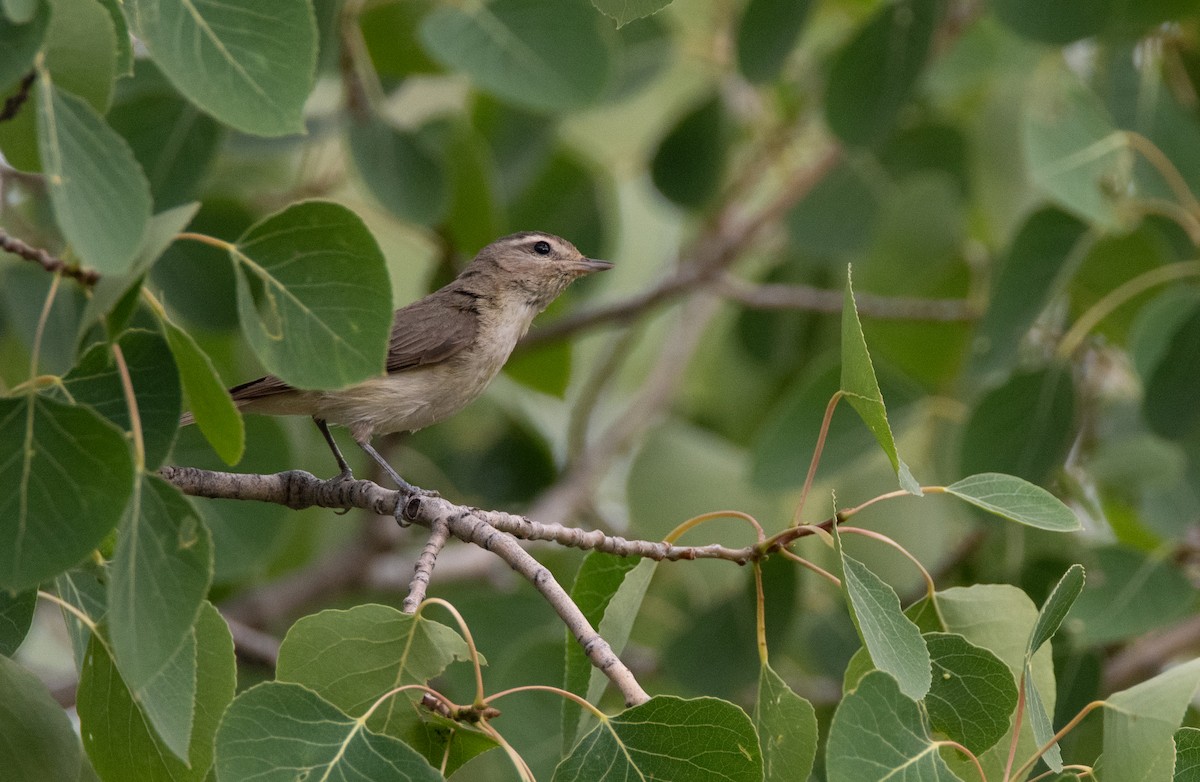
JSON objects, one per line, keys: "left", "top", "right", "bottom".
{"left": 226, "top": 290, "right": 480, "bottom": 402}
{"left": 385, "top": 290, "right": 479, "bottom": 373}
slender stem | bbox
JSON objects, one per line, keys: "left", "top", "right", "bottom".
{"left": 360, "top": 683, "right": 448, "bottom": 723}
{"left": 111, "top": 341, "right": 145, "bottom": 472}
{"left": 176, "top": 232, "right": 235, "bottom": 252}
{"left": 1027, "top": 764, "right": 1094, "bottom": 781}
{"left": 1126, "top": 131, "right": 1200, "bottom": 215}
{"left": 779, "top": 549, "right": 841, "bottom": 586}
{"left": 29, "top": 272, "right": 61, "bottom": 381}
{"left": 932, "top": 740, "right": 986, "bottom": 782}
{"left": 478, "top": 721, "right": 536, "bottom": 782}
{"left": 485, "top": 684, "right": 609, "bottom": 722}
{"left": 838, "top": 526, "right": 937, "bottom": 602}
{"left": 1002, "top": 671, "right": 1028, "bottom": 782}
{"left": 37, "top": 590, "right": 98, "bottom": 634}
{"left": 791, "top": 391, "right": 843, "bottom": 527}
{"left": 1009, "top": 700, "right": 1106, "bottom": 782}
{"left": 418, "top": 597, "right": 487, "bottom": 708}
{"left": 753, "top": 563, "right": 768, "bottom": 665}
{"left": 1057, "top": 261, "right": 1200, "bottom": 358}
{"left": 664, "top": 510, "right": 765, "bottom": 545}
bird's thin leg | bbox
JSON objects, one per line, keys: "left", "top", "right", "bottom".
{"left": 356, "top": 438, "right": 438, "bottom": 498}
{"left": 313, "top": 418, "right": 354, "bottom": 480}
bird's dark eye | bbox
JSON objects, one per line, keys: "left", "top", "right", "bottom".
{"left": 533, "top": 240, "right": 552, "bottom": 256}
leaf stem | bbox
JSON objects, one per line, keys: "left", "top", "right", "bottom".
{"left": 838, "top": 526, "right": 938, "bottom": 605}
{"left": 29, "top": 272, "right": 61, "bottom": 381}
{"left": 417, "top": 597, "right": 487, "bottom": 708}
{"left": 111, "top": 341, "right": 145, "bottom": 472}
{"left": 791, "top": 391, "right": 843, "bottom": 527}
{"left": 779, "top": 549, "right": 841, "bottom": 586}
{"left": 753, "top": 563, "right": 768, "bottom": 665}
{"left": 1057, "top": 260, "right": 1200, "bottom": 358}
{"left": 932, "top": 740, "right": 986, "bottom": 782}
{"left": 664, "top": 510, "right": 765, "bottom": 545}
{"left": 485, "top": 684, "right": 609, "bottom": 722}
{"left": 1008, "top": 699, "right": 1105, "bottom": 782}
{"left": 37, "top": 589, "right": 98, "bottom": 634}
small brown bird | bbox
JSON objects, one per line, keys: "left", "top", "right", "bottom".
{"left": 208, "top": 231, "right": 611, "bottom": 492}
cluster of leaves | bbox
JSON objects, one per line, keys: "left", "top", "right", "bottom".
{"left": 2, "top": 0, "right": 1200, "bottom": 780}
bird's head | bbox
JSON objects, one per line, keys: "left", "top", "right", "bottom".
{"left": 467, "top": 232, "right": 613, "bottom": 310}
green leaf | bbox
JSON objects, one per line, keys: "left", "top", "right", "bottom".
{"left": 1068, "top": 546, "right": 1196, "bottom": 646}
{"left": 788, "top": 162, "right": 882, "bottom": 258}
{"left": 0, "top": 589, "right": 36, "bottom": 656}
{"left": 841, "top": 266, "right": 921, "bottom": 494}
{"left": 232, "top": 200, "right": 392, "bottom": 390}
{"left": 64, "top": 330, "right": 181, "bottom": 469}
{"left": 106, "top": 61, "right": 223, "bottom": 210}
{"left": 108, "top": 474, "right": 213, "bottom": 759}
{"left": 420, "top": 0, "right": 613, "bottom": 114}
{"left": 925, "top": 633, "right": 1018, "bottom": 755}
{"left": 214, "top": 682, "right": 442, "bottom": 782}
{"left": 935, "top": 584, "right": 1058, "bottom": 780}
{"left": 755, "top": 664, "right": 818, "bottom": 782}
{"left": 827, "top": 670, "right": 957, "bottom": 781}
{"left": 1176, "top": 727, "right": 1200, "bottom": 781}
{"left": 967, "top": 208, "right": 1089, "bottom": 383}
{"left": 1024, "top": 67, "right": 1132, "bottom": 231}
{"left": 736, "top": 0, "right": 812, "bottom": 84}
{"left": 959, "top": 367, "right": 1077, "bottom": 486}
{"left": 42, "top": 0, "right": 118, "bottom": 112}
{"left": 554, "top": 696, "right": 763, "bottom": 782}
{"left": 1024, "top": 667, "right": 1063, "bottom": 771}
{"left": 348, "top": 117, "right": 449, "bottom": 227}
{"left": 1145, "top": 304, "right": 1200, "bottom": 443}
{"left": 0, "top": 655, "right": 91, "bottom": 781}
{"left": 591, "top": 0, "right": 670, "bottom": 27}
{"left": 54, "top": 562, "right": 107, "bottom": 667}
{"left": 650, "top": 93, "right": 729, "bottom": 209}
{"left": 1029, "top": 564, "right": 1085, "bottom": 655}
{"left": 359, "top": 0, "right": 440, "bottom": 79}
{"left": 563, "top": 556, "right": 656, "bottom": 747}
{"left": 161, "top": 318, "right": 245, "bottom": 465}
{"left": 274, "top": 604, "right": 486, "bottom": 772}
{"left": 170, "top": 416, "right": 291, "bottom": 582}
{"left": 36, "top": 77, "right": 152, "bottom": 275}
{"left": 276, "top": 604, "right": 470, "bottom": 732}
{"left": 1103, "top": 659, "right": 1200, "bottom": 782}
{"left": 0, "top": 0, "right": 46, "bottom": 90}
{"left": 945, "top": 473, "right": 1080, "bottom": 531}
{"left": 94, "top": 0, "right": 132, "bottom": 76}
{"left": 125, "top": 0, "right": 317, "bottom": 136}
{"left": 837, "top": 540, "right": 931, "bottom": 700}
{"left": 78, "top": 203, "right": 202, "bottom": 344}
{"left": 0, "top": 395, "right": 133, "bottom": 590}
{"left": 562, "top": 553, "right": 640, "bottom": 746}
{"left": 78, "top": 601, "right": 236, "bottom": 782}
{"left": 825, "top": 0, "right": 942, "bottom": 147}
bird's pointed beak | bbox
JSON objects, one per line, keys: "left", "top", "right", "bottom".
{"left": 574, "top": 257, "right": 614, "bottom": 274}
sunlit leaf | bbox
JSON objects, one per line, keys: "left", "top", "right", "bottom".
{"left": 1029, "top": 564, "right": 1085, "bottom": 655}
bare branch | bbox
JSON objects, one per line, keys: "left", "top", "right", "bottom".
{"left": 715, "top": 275, "right": 978, "bottom": 321}
{"left": 401, "top": 517, "right": 451, "bottom": 614}
{"left": 0, "top": 227, "right": 98, "bottom": 286}
{"left": 0, "top": 71, "right": 35, "bottom": 123}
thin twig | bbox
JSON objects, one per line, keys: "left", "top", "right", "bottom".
{"left": 716, "top": 275, "right": 978, "bottom": 321}
{"left": 402, "top": 517, "right": 451, "bottom": 613}
{"left": 0, "top": 71, "right": 35, "bottom": 122}
{"left": 0, "top": 228, "right": 98, "bottom": 286}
